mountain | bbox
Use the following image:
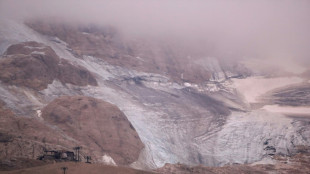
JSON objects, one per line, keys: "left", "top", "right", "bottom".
{"left": 41, "top": 96, "right": 144, "bottom": 165}
{"left": 0, "top": 18, "right": 309, "bottom": 173}
{"left": 0, "top": 41, "right": 97, "bottom": 90}
{"left": 0, "top": 95, "right": 144, "bottom": 166}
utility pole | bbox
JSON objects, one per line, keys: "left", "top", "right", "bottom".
{"left": 86, "top": 156, "right": 91, "bottom": 163}
{"left": 61, "top": 167, "right": 68, "bottom": 174}
{"left": 73, "top": 146, "right": 82, "bottom": 162}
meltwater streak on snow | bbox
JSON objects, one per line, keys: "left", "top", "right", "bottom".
{"left": 233, "top": 76, "right": 303, "bottom": 103}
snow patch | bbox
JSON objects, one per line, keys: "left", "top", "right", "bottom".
{"left": 24, "top": 46, "right": 45, "bottom": 50}
{"left": 36, "top": 110, "right": 42, "bottom": 118}
{"left": 184, "top": 82, "right": 191, "bottom": 87}
{"left": 31, "top": 51, "right": 45, "bottom": 55}
{"left": 101, "top": 154, "right": 117, "bottom": 166}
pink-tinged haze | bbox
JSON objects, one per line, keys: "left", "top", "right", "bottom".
{"left": 1, "top": 0, "right": 310, "bottom": 73}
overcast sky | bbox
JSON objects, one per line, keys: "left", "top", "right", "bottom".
{"left": 1, "top": 0, "right": 310, "bottom": 73}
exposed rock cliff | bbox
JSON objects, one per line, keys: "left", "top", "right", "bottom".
{"left": 42, "top": 96, "right": 144, "bottom": 165}
{"left": 0, "top": 94, "right": 144, "bottom": 167}
{"left": 0, "top": 41, "right": 97, "bottom": 90}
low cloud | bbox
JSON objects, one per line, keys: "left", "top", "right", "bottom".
{"left": 1, "top": 0, "right": 310, "bottom": 73}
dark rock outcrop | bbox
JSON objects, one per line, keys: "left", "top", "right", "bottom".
{"left": 0, "top": 41, "right": 97, "bottom": 90}
{"left": 0, "top": 95, "right": 144, "bottom": 167}
{"left": 41, "top": 96, "right": 144, "bottom": 165}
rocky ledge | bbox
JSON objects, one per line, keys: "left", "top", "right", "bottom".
{"left": 0, "top": 41, "right": 97, "bottom": 90}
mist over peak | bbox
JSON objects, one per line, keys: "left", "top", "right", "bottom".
{"left": 1, "top": 0, "right": 310, "bottom": 74}
{"left": 1, "top": 1, "right": 310, "bottom": 173}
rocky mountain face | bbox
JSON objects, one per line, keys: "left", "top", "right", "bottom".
{"left": 0, "top": 99, "right": 75, "bottom": 163}
{"left": 42, "top": 96, "right": 144, "bottom": 165}
{"left": 0, "top": 41, "right": 97, "bottom": 90}
{"left": 26, "top": 20, "right": 248, "bottom": 84}
{"left": 0, "top": 95, "right": 144, "bottom": 167}
{"left": 0, "top": 18, "right": 309, "bottom": 172}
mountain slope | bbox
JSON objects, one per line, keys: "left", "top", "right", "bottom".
{"left": 0, "top": 18, "right": 309, "bottom": 171}
{"left": 0, "top": 41, "right": 97, "bottom": 90}
{"left": 42, "top": 96, "right": 144, "bottom": 165}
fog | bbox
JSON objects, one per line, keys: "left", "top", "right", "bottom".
{"left": 1, "top": 0, "right": 310, "bottom": 73}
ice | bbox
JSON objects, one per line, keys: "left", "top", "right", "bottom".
{"left": 233, "top": 76, "right": 303, "bottom": 103}
{"left": 0, "top": 19, "right": 309, "bottom": 169}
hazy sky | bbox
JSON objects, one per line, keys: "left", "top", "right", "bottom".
{"left": 1, "top": 0, "right": 310, "bottom": 73}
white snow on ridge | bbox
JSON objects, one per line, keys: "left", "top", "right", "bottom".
{"left": 31, "top": 51, "right": 46, "bottom": 55}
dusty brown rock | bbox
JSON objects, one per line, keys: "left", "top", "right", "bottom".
{"left": 41, "top": 96, "right": 144, "bottom": 165}
{"left": 0, "top": 162, "right": 156, "bottom": 174}
{"left": 0, "top": 95, "right": 144, "bottom": 168}
{"left": 26, "top": 20, "right": 212, "bottom": 84}
{"left": 57, "top": 59, "right": 98, "bottom": 87}
{"left": 0, "top": 42, "right": 59, "bottom": 90}
{"left": 26, "top": 20, "right": 119, "bottom": 59}
{"left": 0, "top": 100, "right": 78, "bottom": 169}
{"left": 4, "top": 41, "right": 54, "bottom": 56}
{"left": 0, "top": 41, "right": 97, "bottom": 90}
{"left": 0, "top": 158, "right": 50, "bottom": 171}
